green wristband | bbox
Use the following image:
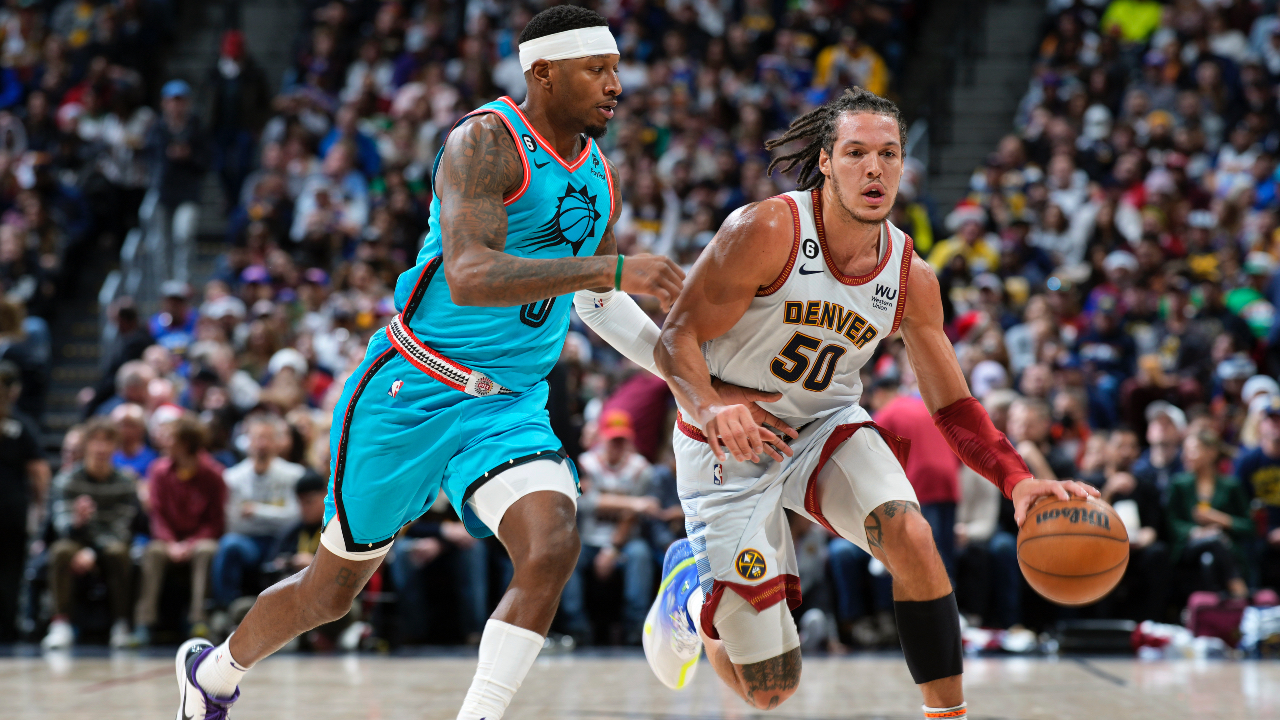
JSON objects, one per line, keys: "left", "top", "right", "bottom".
{"left": 614, "top": 254, "right": 624, "bottom": 291}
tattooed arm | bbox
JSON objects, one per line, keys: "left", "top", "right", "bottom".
{"left": 439, "top": 115, "right": 684, "bottom": 308}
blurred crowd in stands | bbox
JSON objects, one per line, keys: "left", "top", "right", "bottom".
{"left": 8, "top": 0, "right": 1280, "bottom": 654}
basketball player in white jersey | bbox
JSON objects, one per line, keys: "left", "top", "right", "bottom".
{"left": 639, "top": 88, "right": 1099, "bottom": 719}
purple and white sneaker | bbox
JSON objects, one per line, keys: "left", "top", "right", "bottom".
{"left": 175, "top": 639, "right": 239, "bottom": 720}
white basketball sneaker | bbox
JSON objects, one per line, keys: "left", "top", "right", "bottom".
{"left": 643, "top": 538, "right": 703, "bottom": 689}
{"left": 175, "top": 639, "right": 239, "bottom": 719}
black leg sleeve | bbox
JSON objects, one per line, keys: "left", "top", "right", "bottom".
{"left": 894, "top": 591, "right": 964, "bottom": 684}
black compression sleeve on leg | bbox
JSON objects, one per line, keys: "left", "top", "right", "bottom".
{"left": 893, "top": 592, "right": 963, "bottom": 684}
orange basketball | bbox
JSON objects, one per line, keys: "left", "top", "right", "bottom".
{"left": 1017, "top": 496, "right": 1129, "bottom": 606}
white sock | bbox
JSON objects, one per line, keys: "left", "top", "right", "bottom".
{"left": 686, "top": 586, "right": 704, "bottom": 636}
{"left": 195, "top": 636, "right": 250, "bottom": 699}
{"left": 923, "top": 702, "right": 967, "bottom": 719}
{"left": 456, "top": 619, "right": 544, "bottom": 720}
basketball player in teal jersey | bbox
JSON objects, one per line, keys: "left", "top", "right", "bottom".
{"left": 169, "top": 7, "right": 761, "bottom": 720}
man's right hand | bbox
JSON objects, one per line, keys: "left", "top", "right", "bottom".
{"left": 410, "top": 537, "right": 443, "bottom": 566}
{"left": 619, "top": 254, "right": 685, "bottom": 311}
{"left": 168, "top": 541, "right": 193, "bottom": 563}
{"left": 701, "top": 403, "right": 794, "bottom": 464}
{"left": 70, "top": 546, "right": 96, "bottom": 574}
{"left": 72, "top": 495, "right": 96, "bottom": 528}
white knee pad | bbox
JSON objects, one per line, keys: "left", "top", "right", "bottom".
{"left": 466, "top": 458, "right": 578, "bottom": 537}
{"left": 712, "top": 590, "right": 800, "bottom": 666}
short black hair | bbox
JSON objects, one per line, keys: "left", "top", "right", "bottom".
{"left": 519, "top": 5, "right": 608, "bottom": 45}
{"left": 296, "top": 470, "right": 327, "bottom": 496}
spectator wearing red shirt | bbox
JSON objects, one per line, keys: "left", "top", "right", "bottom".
{"left": 873, "top": 385, "right": 962, "bottom": 578}
{"left": 133, "top": 416, "right": 226, "bottom": 644}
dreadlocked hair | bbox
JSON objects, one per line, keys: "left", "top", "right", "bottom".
{"left": 765, "top": 87, "right": 907, "bottom": 191}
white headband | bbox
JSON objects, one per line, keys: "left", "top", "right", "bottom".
{"left": 519, "top": 26, "right": 619, "bottom": 73}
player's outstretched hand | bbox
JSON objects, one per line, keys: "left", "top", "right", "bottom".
{"left": 703, "top": 403, "right": 793, "bottom": 464}
{"left": 620, "top": 254, "right": 685, "bottom": 311}
{"left": 1011, "top": 478, "right": 1100, "bottom": 527}
{"left": 711, "top": 381, "right": 800, "bottom": 441}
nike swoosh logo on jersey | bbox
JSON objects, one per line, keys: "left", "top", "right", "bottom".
{"left": 798, "top": 265, "right": 822, "bottom": 275}
{"left": 533, "top": 160, "right": 549, "bottom": 169}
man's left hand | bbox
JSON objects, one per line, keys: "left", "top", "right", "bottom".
{"left": 711, "top": 380, "right": 799, "bottom": 441}
{"left": 1011, "top": 478, "right": 1100, "bottom": 526}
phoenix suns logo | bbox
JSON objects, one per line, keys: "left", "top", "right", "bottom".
{"left": 525, "top": 182, "right": 601, "bottom": 255}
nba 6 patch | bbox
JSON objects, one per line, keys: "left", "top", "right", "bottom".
{"left": 712, "top": 463, "right": 723, "bottom": 485}
{"left": 735, "top": 548, "right": 767, "bottom": 580}
{"left": 388, "top": 379, "right": 404, "bottom": 397}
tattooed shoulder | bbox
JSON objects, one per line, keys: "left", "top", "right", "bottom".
{"left": 439, "top": 113, "right": 523, "bottom": 201}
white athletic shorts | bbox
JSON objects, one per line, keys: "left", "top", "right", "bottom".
{"left": 675, "top": 403, "right": 917, "bottom": 663}
{"left": 320, "top": 458, "right": 578, "bottom": 561}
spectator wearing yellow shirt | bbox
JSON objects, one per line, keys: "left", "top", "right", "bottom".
{"left": 813, "top": 27, "right": 889, "bottom": 98}
{"left": 1101, "top": 0, "right": 1163, "bottom": 44}
{"left": 928, "top": 205, "right": 1001, "bottom": 275}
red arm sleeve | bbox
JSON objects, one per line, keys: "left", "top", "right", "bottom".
{"left": 932, "top": 396, "right": 1033, "bottom": 499}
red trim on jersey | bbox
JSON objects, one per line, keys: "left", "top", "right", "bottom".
{"left": 699, "top": 575, "right": 803, "bottom": 641}
{"left": 602, "top": 149, "right": 616, "bottom": 224}
{"left": 756, "top": 195, "right": 801, "bottom": 297}
{"left": 384, "top": 318, "right": 472, "bottom": 393}
{"left": 498, "top": 96, "right": 594, "bottom": 172}
{"left": 812, "top": 188, "right": 893, "bottom": 286}
{"left": 676, "top": 411, "right": 708, "bottom": 443}
{"left": 802, "top": 421, "right": 912, "bottom": 536}
{"left": 446, "top": 108, "right": 530, "bottom": 206}
{"left": 890, "top": 233, "right": 914, "bottom": 335}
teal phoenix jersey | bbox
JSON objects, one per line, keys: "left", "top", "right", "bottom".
{"left": 391, "top": 97, "right": 615, "bottom": 392}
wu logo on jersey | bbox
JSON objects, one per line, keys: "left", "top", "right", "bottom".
{"left": 525, "top": 183, "right": 601, "bottom": 255}
{"left": 874, "top": 284, "right": 897, "bottom": 300}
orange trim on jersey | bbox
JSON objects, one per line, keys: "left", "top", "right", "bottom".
{"left": 756, "top": 194, "right": 801, "bottom": 297}
{"left": 802, "top": 421, "right": 912, "bottom": 537}
{"left": 448, "top": 108, "right": 531, "bottom": 206}
{"left": 890, "top": 233, "right": 914, "bottom": 335}
{"left": 676, "top": 411, "right": 708, "bottom": 443}
{"left": 699, "top": 575, "right": 802, "bottom": 641}
{"left": 811, "top": 188, "right": 893, "bottom": 286}
{"left": 498, "top": 96, "right": 594, "bottom": 172}
{"left": 602, "top": 149, "right": 616, "bottom": 223}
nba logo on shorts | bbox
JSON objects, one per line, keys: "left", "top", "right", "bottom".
{"left": 712, "top": 463, "right": 723, "bottom": 485}
{"left": 388, "top": 379, "right": 404, "bottom": 398}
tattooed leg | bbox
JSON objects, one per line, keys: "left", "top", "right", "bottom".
{"left": 861, "top": 500, "right": 950, "bottom": 601}
{"left": 698, "top": 591, "right": 803, "bottom": 710}
{"left": 862, "top": 500, "right": 963, "bottom": 710}
{"left": 227, "top": 542, "right": 384, "bottom": 666}
{"left": 702, "top": 634, "right": 802, "bottom": 711}
{"left": 737, "top": 649, "right": 803, "bottom": 709}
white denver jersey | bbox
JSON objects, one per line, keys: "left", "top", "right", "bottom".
{"left": 696, "top": 188, "right": 914, "bottom": 427}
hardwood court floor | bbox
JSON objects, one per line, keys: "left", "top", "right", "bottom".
{"left": 3, "top": 650, "right": 1278, "bottom": 720}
